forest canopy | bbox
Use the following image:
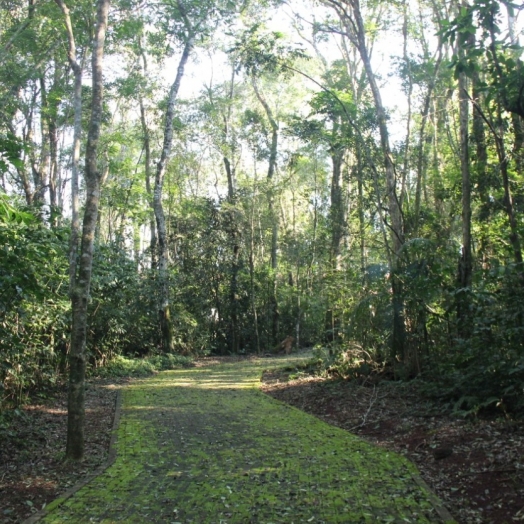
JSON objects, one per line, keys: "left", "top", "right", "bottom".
{"left": 1, "top": 0, "right": 524, "bottom": 456}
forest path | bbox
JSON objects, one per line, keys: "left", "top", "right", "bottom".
{"left": 39, "top": 355, "right": 454, "bottom": 523}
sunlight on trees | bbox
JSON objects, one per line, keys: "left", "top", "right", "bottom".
{"left": 1, "top": 0, "right": 524, "bottom": 454}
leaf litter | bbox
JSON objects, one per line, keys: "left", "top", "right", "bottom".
{"left": 261, "top": 367, "right": 524, "bottom": 524}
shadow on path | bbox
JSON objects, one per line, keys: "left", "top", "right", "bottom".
{"left": 38, "top": 356, "right": 455, "bottom": 523}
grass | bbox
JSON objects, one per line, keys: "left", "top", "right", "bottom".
{"left": 41, "top": 354, "right": 454, "bottom": 523}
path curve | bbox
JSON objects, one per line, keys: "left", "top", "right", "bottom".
{"left": 37, "top": 356, "right": 455, "bottom": 523}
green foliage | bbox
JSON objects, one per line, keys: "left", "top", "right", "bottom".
{"left": 424, "top": 265, "right": 524, "bottom": 415}
{"left": 0, "top": 204, "right": 70, "bottom": 405}
{"left": 0, "top": 133, "right": 24, "bottom": 174}
{"left": 90, "top": 353, "right": 193, "bottom": 378}
{"left": 0, "top": 192, "right": 34, "bottom": 224}
{"left": 440, "top": 0, "right": 524, "bottom": 117}
{"left": 88, "top": 244, "right": 161, "bottom": 362}
{"left": 231, "top": 24, "right": 308, "bottom": 77}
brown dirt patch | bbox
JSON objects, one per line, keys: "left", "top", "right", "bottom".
{"left": 261, "top": 369, "right": 524, "bottom": 524}
{"left": 0, "top": 379, "right": 126, "bottom": 523}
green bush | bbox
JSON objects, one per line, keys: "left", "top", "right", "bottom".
{"left": 90, "top": 353, "right": 193, "bottom": 378}
{"left": 0, "top": 210, "right": 70, "bottom": 405}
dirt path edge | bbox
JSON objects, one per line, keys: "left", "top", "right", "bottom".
{"left": 22, "top": 390, "right": 123, "bottom": 524}
{"left": 411, "top": 472, "right": 455, "bottom": 523}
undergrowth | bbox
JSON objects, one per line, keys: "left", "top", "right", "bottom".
{"left": 88, "top": 353, "right": 194, "bottom": 378}
{"left": 306, "top": 343, "right": 524, "bottom": 419}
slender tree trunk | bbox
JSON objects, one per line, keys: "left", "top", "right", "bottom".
{"left": 330, "top": 144, "right": 345, "bottom": 270}
{"left": 252, "top": 77, "right": 279, "bottom": 344}
{"left": 222, "top": 66, "right": 241, "bottom": 353}
{"left": 457, "top": 66, "right": 473, "bottom": 336}
{"left": 249, "top": 245, "right": 260, "bottom": 354}
{"left": 43, "top": 65, "right": 61, "bottom": 225}
{"left": 138, "top": 43, "right": 157, "bottom": 268}
{"left": 356, "top": 149, "right": 366, "bottom": 280}
{"left": 224, "top": 154, "right": 240, "bottom": 353}
{"left": 48, "top": 109, "right": 59, "bottom": 222}
{"left": 63, "top": 0, "right": 109, "bottom": 461}
{"left": 249, "top": 162, "right": 261, "bottom": 354}
{"left": 400, "top": 0, "right": 413, "bottom": 210}
{"left": 139, "top": 99, "right": 157, "bottom": 267}
{"left": 29, "top": 79, "right": 49, "bottom": 218}
{"left": 493, "top": 104, "right": 523, "bottom": 271}
{"left": 471, "top": 72, "right": 489, "bottom": 268}
{"left": 55, "top": 0, "right": 83, "bottom": 296}
{"left": 153, "top": 37, "right": 194, "bottom": 352}
{"left": 414, "top": 47, "right": 442, "bottom": 235}
{"left": 334, "top": 0, "right": 405, "bottom": 361}
{"left": 327, "top": 140, "right": 345, "bottom": 343}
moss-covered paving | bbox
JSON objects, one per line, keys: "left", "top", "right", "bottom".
{"left": 41, "top": 356, "right": 455, "bottom": 523}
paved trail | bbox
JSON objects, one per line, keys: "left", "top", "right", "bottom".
{"left": 38, "top": 356, "right": 455, "bottom": 523}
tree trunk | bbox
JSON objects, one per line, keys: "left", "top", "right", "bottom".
{"left": 224, "top": 154, "right": 240, "bottom": 353}
{"left": 138, "top": 42, "right": 157, "bottom": 269}
{"left": 326, "top": 139, "right": 345, "bottom": 344}
{"left": 471, "top": 71, "right": 489, "bottom": 268}
{"left": 400, "top": 0, "right": 413, "bottom": 210}
{"left": 249, "top": 168, "right": 261, "bottom": 354}
{"left": 512, "top": 114, "right": 524, "bottom": 175}
{"left": 494, "top": 105, "right": 523, "bottom": 271}
{"left": 55, "top": 0, "right": 83, "bottom": 294}
{"left": 223, "top": 66, "right": 241, "bottom": 353}
{"left": 330, "top": 143, "right": 345, "bottom": 270}
{"left": 457, "top": 66, "right": 473, "bottom": 336}
{"left": 252, "top": 76, "right": 280, "bottom": 344}
{"left": 339, "top": 0, "right": 406, "bottom": 361}
{"left": 414, "top": 47, "right": 442, "bottom": 236}
{"left": 31, "top": 77, "right": 50, "bottom": 216}
{"left": 153, "top": 37, "right": 194, "bottom": 352}
{"left": 356, "top": 149, "right": 366, "bottom": 280}
{"left": 63, "top": 0, "right": 109, "bottom": 461}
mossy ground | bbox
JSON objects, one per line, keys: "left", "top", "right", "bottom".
{"left": 40, "top": 355, "right": 454, "bottom": 523}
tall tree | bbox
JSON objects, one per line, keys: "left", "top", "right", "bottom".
{"left": 151, "top": 0, "right": 246, "bottom": 351}
{"left": 153, "top": 32, "right": 194, "bottom": 352}
{"left": 251, "top": 75, "right": 281, "bottom": 343}
{"left": 322, "top": 0, "right": 407, "bottom": 361}
{"left": 65, "top": 0, "right": 110, "bottom": 460}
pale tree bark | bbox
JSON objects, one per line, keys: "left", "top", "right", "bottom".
{"left": 19, "top": 87, "right": 38, "bottom": 207}
{"left": 323, "top": 0, "right": 406, "bottom": 360}
{"left": 37, "top": 66, "right": 61, "bottom": 225}
{"left": 222, "top": 66, "right": 241, "bottom": 353}
{"left": 140, "top": 98, "right": 157, "bottom": 267}
{"left": 55, "top": 0, "right": 83, "bottom": 298}
{"left": 60, "top": 0, "right": 109, "bottom": 461}
{"left": 137, "top": 40, "right": 157, "bottom": 268}
{"left": 33, "top": 76, "right": 50, "bottom": 215}
{"left": 414, "top": 45, "right": 442, "bottom": 236}
{"left": 469, "top": 94, "right": 524, "bottom": 275}
{"left": 48, "top": 69, "right": 60, "bottom": 222}
{"left": 154, "top": 36, "right": 194, "bottom": 351}
{"left": 329, "top": 117, "right": 346, "bottom": 271}
{"left": 252, "top": 76, "right": 280, "bottom": 344}
{"left": 457, "top": 65, "right": 473, "bottom": 336}
{"left": 400, "top": 0, "right": 413, "bottom": 210}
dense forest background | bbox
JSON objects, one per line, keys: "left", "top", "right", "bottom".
{"left": 1, "top": 0, "right": 524, "bottom": 434}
